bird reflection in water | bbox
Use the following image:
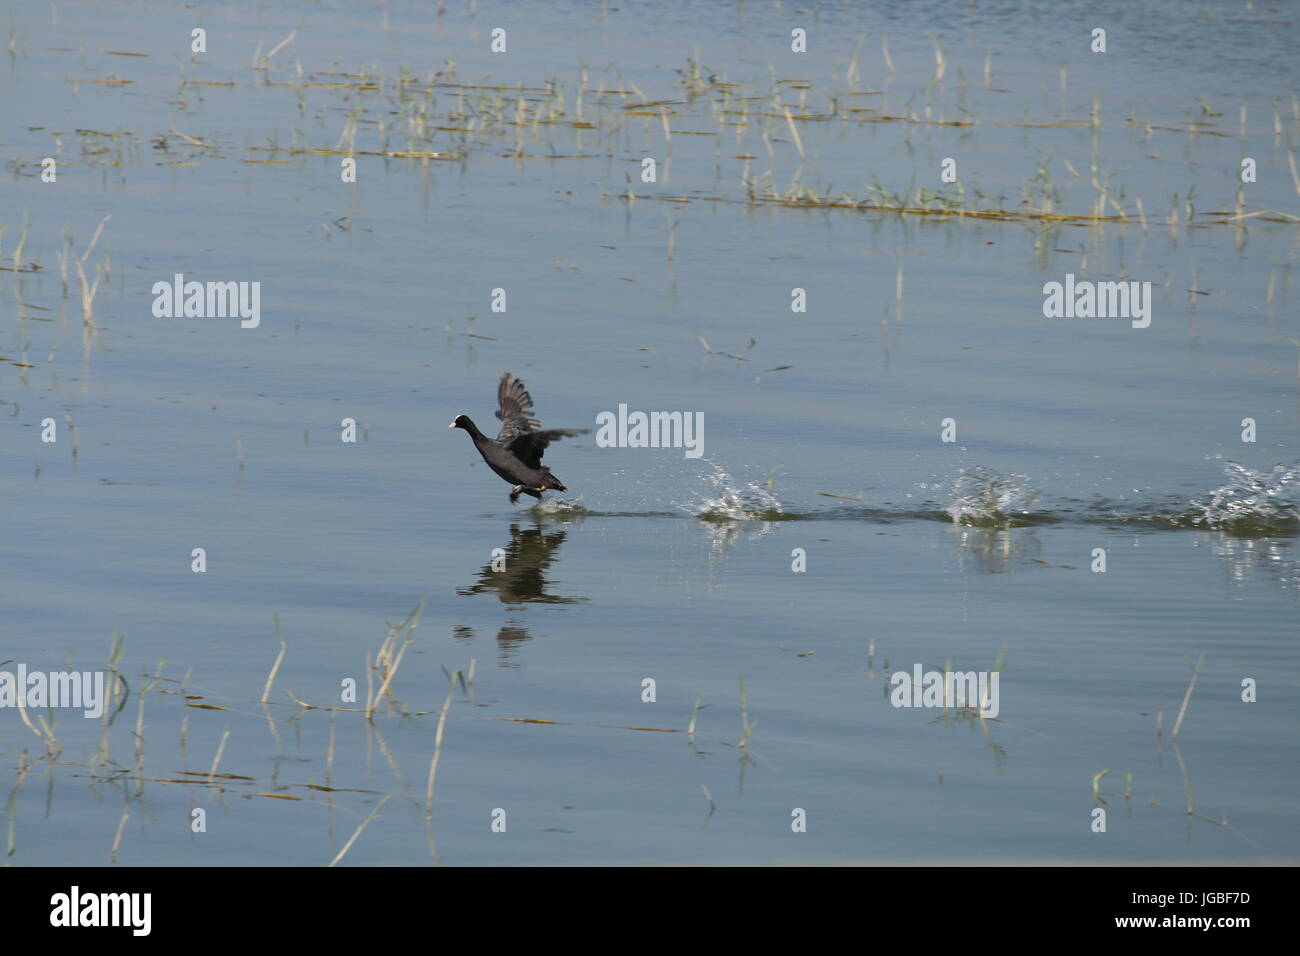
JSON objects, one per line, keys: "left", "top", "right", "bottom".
{"left": 457, "top": 518, "right": 587, "bottom": 606}
{"left": 452, "top": 622, "right": 534, "bottom": 668}
{"left": 455, "top": 514, "right": 587, "bottom": 664}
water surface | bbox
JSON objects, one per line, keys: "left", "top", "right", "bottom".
{"left": 1, "top": 0, "right": 1298, "bottom": 865}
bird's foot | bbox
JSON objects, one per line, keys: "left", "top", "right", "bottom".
{"left": 509, "top": 485, "right": 546, "bottom": 504}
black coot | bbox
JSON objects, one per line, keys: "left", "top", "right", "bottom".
{"left": 450, "top": 373, "right": 589, "bottom": 503}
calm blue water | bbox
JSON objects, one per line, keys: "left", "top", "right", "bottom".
{"left": 1, "top": 0, "right": 1297, "bottom": 865}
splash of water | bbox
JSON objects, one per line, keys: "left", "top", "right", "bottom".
{"left": 1190, "top": 459, "right": 1300, "bottom": 532}
{"left": 944, "top": 466, "right": 1041, "bottom": 526}
{"left": 532, "top": 496, "right": 589, "bottom": 515}
{"left": 689, "top": 462, "right": 785, "bottom": 521}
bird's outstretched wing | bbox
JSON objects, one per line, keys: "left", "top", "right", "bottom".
{"left": 494, "top": 372, "right": 588, "bottom": 467}
{"left": 505, "top": 428, "right": 590, "bottom": 469}
{"left": 495, "top": 372, "right": 540, "bottom": 443}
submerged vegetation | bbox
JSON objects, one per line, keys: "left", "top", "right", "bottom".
{"left": 3, "top": 11, "right": 1297, "bottom": 868}
{"left": 7, "top": 39, "right": 1299, "bottom": 230}
{"left": 0, "top": 617, "right": 778, "bottom": 864}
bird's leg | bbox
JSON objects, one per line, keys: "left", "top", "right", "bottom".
{"left": 509, "top": 485, "right": 546, "bottom": 504}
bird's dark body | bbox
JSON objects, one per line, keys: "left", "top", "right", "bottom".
{"left": 468, "top": 427, "right": 567, "bottom": 496}
{"left": 450, "top": 373, "right": 587, "bottom": 503}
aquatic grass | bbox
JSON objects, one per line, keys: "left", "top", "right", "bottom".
{"left": 63, "top": 414, "right": 77, "bottom": 464}
{"left": 1096, "top": 658, "right": 1228, "bottom": 825}
{"left": 10, "top": 212, "right": 28, "bottom": 276}
{"left": 1171, "top": 740, "right": 1229, "bottom": 827}
{"left": 4, "top": 757, "right": 37, "bottom": 859}
{"left": 366, "top": 602, "right": 423, "bottom": 720}
{"left": 424, "top": 670, "right": 457, "bottom": 819}
{"left": 845, "top": 33, "right": 865, "bottom": 89}
{"left": 929, "top": 34, "right": 946, "bottom": 85}
{"left": 52, "top": 52, "right": 1286, "bottom": 234}
{"left": 178, "top": 666, "right": 192, "bottom": 764}
{"left": 14, "top": 691, "right": 59, "bottom": 756}
{"left": 735, "top": 676, "right": 755, "bottom": 750}
{"left": 4, "top": 622, "right": 474, "bottom": 864}
{"left": 1091, "top": 769, "right": 1109, "bottom": 802}
{"left": 95, "top": 631, "right": 128, "bottom": 768}
{"left": 252, "top": 27, "right": 298, "bottom": 72}
{"left": 329, "top": 793, "right": 392, "bottom": 867}
{"left": 133, "top": 666, "right": 163, "bottom": 791}
{"left": 687, "top": 695, "right": 707, "bottom": 749}
{"left": 109, "top": 805, "right": 129, "bottom": 863}
{"left": 1170, "top": 654, "right": 1204, "bottom": 742}
{"left": 70, "top": 214, "right": 110, "bottom": 327}
{"left": 259, "top": 613, "right": 288, "bottom": 704}
{"left": 207, "top": 729, "right": 231, "bottom": 783}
